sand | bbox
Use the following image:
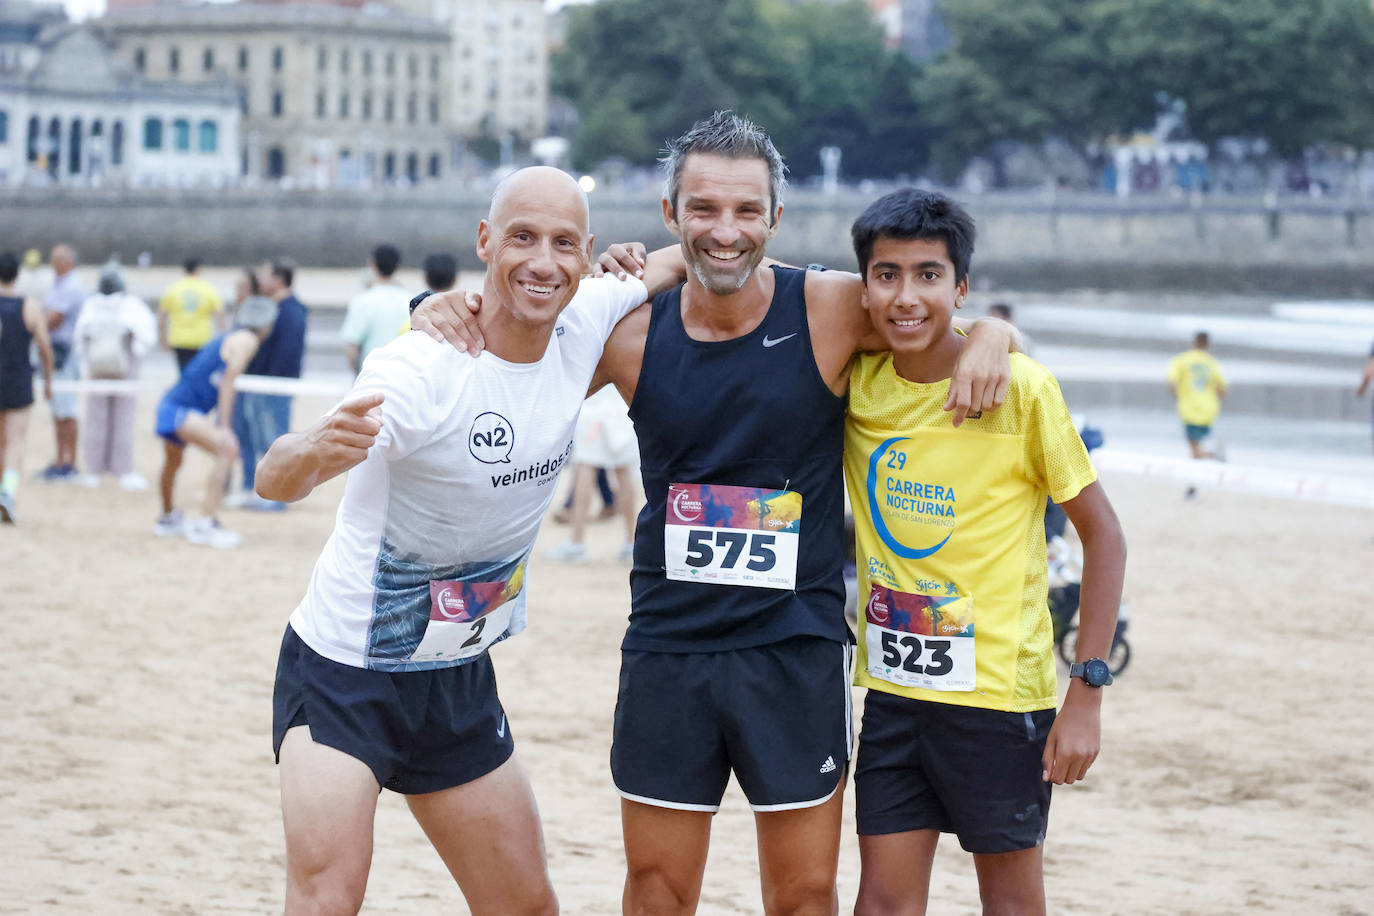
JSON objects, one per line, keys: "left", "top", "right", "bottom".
{"left": 1, "top": 391, "right": 1371, "bottom": 915}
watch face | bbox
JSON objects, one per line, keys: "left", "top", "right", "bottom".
{"left": 1085, "top": 658, "right": 1112, "bottom": 686}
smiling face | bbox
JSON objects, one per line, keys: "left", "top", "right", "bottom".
{"left": 663, "top": 152, "right": 780, "bottom": 297}
{"left": 863, "top": 235, "right": 968, "bottom": 374}
{"left": 477, "top": 167, "right": 592, "bottom": 329}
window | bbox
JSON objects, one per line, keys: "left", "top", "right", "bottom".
{"left": 267, "top": 146, "right": 285, "bottom": 179}
{"left": 272, "top": 46, "right": 284, "bottom": 72}
{"left": 383, "top": 151, "right": 394, "bottom": 179}
{"left": 384, "top": 93, "right": 394, "bottom": 122}
{"left": 339, "top": 92, "right": 350, "bottom": 119}
{"left": 340, "top": 49, "right": 350, "bottom": 74}
{"left": 91, "top": 119, "right": 102, "bottom": 137}
{"left": 406, "top": 151, "right": 418, "bottom": 182}
{"left": 428, "top": 94, "right": 438, "bottom": 123}
{"left": 406, "top": 93, "right": 416, "bottom": 123}
{"left": 316, "top": 92, "right": 326, "bottom": 118}
{"left": 111, "top": 121, "right": 124, "bottom": 165}
{"left": 26, "top": 115, "right": 38, "bottom": 161}
{"left": 362, "top": 92, "right": 372, "bottom": 120}
{"left": 203, "top": 47, "right": 214, "bottom": 72}
{"left": 362, "top": 49, "right": 372, "bottom": 75}
{"left": 0, "top": 110, "right": 6, "bottom": 145}
{"left": 317, "top": 46, "right": 326, "bottom": 72}
{"left": 68, "top": 118, "right": 81, "bottom": 174}
{"left": 134, "top": 47, "right": 145, "bottom": 72}
{"left": 143, "top": 117, "right": 162, "bottom": 150}
{"left": 429, "top": 54, "right": 439, "bottom": 80}
{"left": 198, "top": 120, "right": 217, "bottom": 153}
{"left": 428, "top": 152, "right": 440, "bottom": 178}
{"left": 238, "top": 46, "right": 248, "bottom": 71}
{"left": 408, "top": 54, "right": 417, "bottom": 78}
{"left": 169, "top": 46, "right": 180, "bottom": 74}
{"left": 272, "top": 91, "right": 284, "bottom": 117}
{"left": 173, "top": 118, "right": 190, "bottom": 152}
{"left": 385, "top": 50, "right": 395, "bottom": 76}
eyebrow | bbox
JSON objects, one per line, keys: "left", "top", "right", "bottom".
{"left": 871, "top": 259, "right": 946, "bottom": 271}
{"left": 683, "top": 194, "right": 767, "bottom": 209}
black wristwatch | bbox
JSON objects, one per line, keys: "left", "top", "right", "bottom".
{"left": 1069, "top": 658, "right": 1114, "bottom": 687}
{"left": 408, "top": 289, "right": 434, "bottom": 313}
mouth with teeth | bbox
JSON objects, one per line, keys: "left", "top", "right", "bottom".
{"left": 891, "top": 317, "right": 927, "bottom": 330}
{"left": 703, "top": 249, "right": 744, "bottom": 262}
{"left": 518, "top": 281, "right": 557, "bottom": 298}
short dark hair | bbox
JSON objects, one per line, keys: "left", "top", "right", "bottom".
{"left": 270, "top": 258, "right": 295, "bottom": 289}
{"left": 851, "top": 188, "right": 976, "bottom": 283}
{"left": 661, "top": 110, "right": 787, "bottom": 220}
{"left": 241, "top": 266, "right": 261, "bottom": 296}
{"left": 1194, "top": 331, "right": 1210, "bottom": 349}
{"left": 422, "top": 252, "right": 457, "bottom": 292}
{"left": 372, "top": 244, "right": 401, "bottom": 278}
{"left": 0, "top": 252, "right": 18, "bottom": 284}
{"left": 184, "top": 257, "right": 201, "bottom": 273}
{"left": 988, "top": 302, "right": 1013, "bottom": 321}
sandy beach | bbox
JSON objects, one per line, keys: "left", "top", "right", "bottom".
{"left": 1, "top": 390, "right": 1371, "bottom": 915}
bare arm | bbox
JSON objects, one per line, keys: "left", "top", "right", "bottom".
{"left": 345, "top": 342, "right": 361, "bottom": 375}
{"left": 255, "top": 392, "right": 385, "bottom": 502}
{"left": 1359, "top": 357, "right": 1374, "bottom": 396}
{"left": 1042, "top": 481, "right": 1126, "bottom": 786}
{"left": 24, "top": 299, "right": 55, "bottom": 399}
{"left": 215, "top": 332, "right": 258, "bottom": 428}
{"left": 158, "top": 310, "right": 170, "bottom": 349}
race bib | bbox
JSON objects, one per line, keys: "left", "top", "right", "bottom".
{"left": 863, "top": 584, "right": 976, "bottom": 691}
{"left": 664, "top": 483, "right": 801, "bottom": 590}
{"left": 410, "top": 565, "right": 524, "bottom": 663}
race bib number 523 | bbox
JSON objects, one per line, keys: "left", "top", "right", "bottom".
{"left": 664, "top": 483, "right": 801, "bottom": 590}
{"left": 863, "top": 584, "right": 976, "bottom": 691}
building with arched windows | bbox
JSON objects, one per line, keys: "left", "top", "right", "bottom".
{"left": 0, "top": 20, "right": 240, "bottom": 187}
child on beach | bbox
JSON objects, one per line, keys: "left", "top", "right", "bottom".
{"left": 842, "top": 189, "right": 1127, "bottom": 914}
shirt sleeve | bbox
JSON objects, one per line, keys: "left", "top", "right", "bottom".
{"left": 346, "top": 336, "right": 442, "bottom": 461}
{"left": 1023, "top": 373, "right": 1097, "bottom": 505}
{"left": 576, "top": 275, "right": 649, "bottom": 341}
{"left": 339, "top": 297, "right": 367, "bottom": 346}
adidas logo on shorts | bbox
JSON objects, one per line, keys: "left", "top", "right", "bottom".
{"left": 819, "top": 755, "right": 837, "bottom": 774}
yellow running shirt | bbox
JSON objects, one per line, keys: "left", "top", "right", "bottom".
{"left": 1167, "top": 349, "right": 1226, "bottom": 426}
{"left": 844, "top": 352, "right": 1097, "bottom": 713}
{"left": 159, "top": 276, "right": 224, "bottom": 349}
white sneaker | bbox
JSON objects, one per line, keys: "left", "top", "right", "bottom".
{"left": 75, "top": 473, "right": 101, "bottom": 488}
{"left": 223, "top": 489, "right": 253, "bottom": 509}
{"left": 186, "top": 517, "right": 242, "bottom": 549}
{"left": 547, "top": 540, "right": 588, "bottom": 564}
{"left": 153, "top": 509, "right": 188, "bottom": 537}
{"left": 119, "top": 472, "right": 150, "bottom": 492}
{"left": 617, "top": 543, "right": 635, "bottom": 566}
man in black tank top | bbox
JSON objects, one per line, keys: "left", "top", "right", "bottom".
{"left": 0, "top": 251, "right": 56, "bottom": 524}
{"left": 411, "top": 112, "right": 1016, "bottom": 915}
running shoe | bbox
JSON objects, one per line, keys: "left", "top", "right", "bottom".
{"left": 547, "top": 540, "right": 588, "bottom": 564}
{"left": 119, "top": 472, "right": 150, "bottom": 492}
{"left": 186, "top": 517, "right": 243, "bottom": 549}
{"left": 153, "top": 509, "right": 188, "bottom": 537}
{"left": 0, "top": 493, "right": 16, "bottom": 524}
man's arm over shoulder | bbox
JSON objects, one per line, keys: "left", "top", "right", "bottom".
{"left": 590, "top": 302, "right": 651, "bottom": 404}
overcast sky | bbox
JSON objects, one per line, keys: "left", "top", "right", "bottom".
{"left": 63, "top": 0, "right": 591, "bottom": 21}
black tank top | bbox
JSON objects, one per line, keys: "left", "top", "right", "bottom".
{"left": 0, "top": 295, "right": 35, "bottom": 406}
{"left": 625, "top": 266, "right": 851, "bottom": 652}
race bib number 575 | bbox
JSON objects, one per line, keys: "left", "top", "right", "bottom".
{"left": 664, "top": 483, "right": 801, "bottom": 590}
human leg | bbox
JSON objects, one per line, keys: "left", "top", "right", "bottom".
{"left": 83, "top": 394, "right": 112, "bottom": 475}
{"left": 971, "top": 846, "right": 1045, "bottom": 916}
{"left": 278, "top": 726, "right": 381, "bottom": 915}
{"left": 621, "top": 800, "right": 713, "bottom": 916}
{"left": 855, "top": 830, "right": 939, "bottom": 916}
{"left": 158, "top": 439, "right": 183, "bottom": 515}
{"left": 406, "top": 754, "right": 558, "bottom": 916}
{"left": 548, "top": 463, "right": 595, "bottom": 562}
{"left": 613, "top": 464, "right": 639, "bottom": 548}
{"left": 231, "top": 393, "right": 256, "bottom": 490}
{"left": 173, "top": 411, "right": 238, "bottom": 521}
{"left": 1, "top": 407, "right": 28, "bottom": 487}
{"left": 755, "top": 788, "right": 844, "bottom": 916}
{"left": 110, "top": 393, "right": 139, "bottom": 478}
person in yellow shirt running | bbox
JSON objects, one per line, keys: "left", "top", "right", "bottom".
{"left": 1167, "top": 331, "right": 1227, "bottom": 459}
{"left": 159, "top": 258, "right": 226, "bottom": 374}
{"left": 842, "top": 189, "right": 1127, "bottom": 915}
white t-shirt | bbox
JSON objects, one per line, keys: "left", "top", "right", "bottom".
{"left": 290, "top": 275, "right": 647, "bottom": 671}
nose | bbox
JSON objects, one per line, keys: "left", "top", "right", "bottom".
{"left": 527, "top": 238, "right": 557, "bottom": 277}
{"left": 706, "top": 213, "right": 742, "bottom": 249}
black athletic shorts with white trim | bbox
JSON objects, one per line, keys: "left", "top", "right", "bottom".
{"left": 854, "top": 690, "right": 1055, "bottom": 854}
{"left": 611, "top": 635, "right": 854, "bottom": 812}
{"left": 272, "top": 625, "right": 514, "bottom": 795}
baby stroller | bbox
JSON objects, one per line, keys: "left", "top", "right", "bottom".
{"left": 1045, "top": 423, "right": 1131, "bottom": 676}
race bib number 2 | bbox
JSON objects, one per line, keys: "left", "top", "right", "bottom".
{"left": 864, "top": 584, "right": 976, "bottom": 691}
{"left": 410, "top": 566, "right": 524, "bottom": 663}
{"left": 664, "top": 483, "right": 802, "bottom": 590}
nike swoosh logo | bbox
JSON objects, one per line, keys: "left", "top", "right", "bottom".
{"left": 496, "top": 715, "right": 506, "bottom": 738}
{"left": 762, "top": 333, "right": 798, "bottom": 348}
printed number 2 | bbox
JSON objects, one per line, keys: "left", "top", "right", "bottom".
{"left": 685, "top": 531, "right": 777, "bottom": 571}
{"left": 460, "top": 617, "right": 487, "bottom": 649}
{"left": 879, "top": 632, "right": 953, "bottom": 677}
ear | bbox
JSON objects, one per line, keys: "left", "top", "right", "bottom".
{"left": 767, "top": 203, "right": 784, "bottom": 238}
{"left": 661, "top": 197, "right": 680, "bottom": 237}
{"left": 583, "top": 232, "right": 595, "bottom": 267}
{"left": 476, "top": 219, "right": 492, "bottom": 265}
{"left": 955, "top": 275, "right": 969, "bottom": 308}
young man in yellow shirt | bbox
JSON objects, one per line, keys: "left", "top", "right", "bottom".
{"left": 1167, "top": 331, "right": 1227, "bottom": 460}
{"left": 159, "top": 258, "right": 225, "bottom": 373}
{"left": 842, "top": 189, "right": 1127, "bottom": 915}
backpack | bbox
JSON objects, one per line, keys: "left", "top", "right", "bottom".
{"left": 85, "top": 312, "right": 133, "bottom": 380}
